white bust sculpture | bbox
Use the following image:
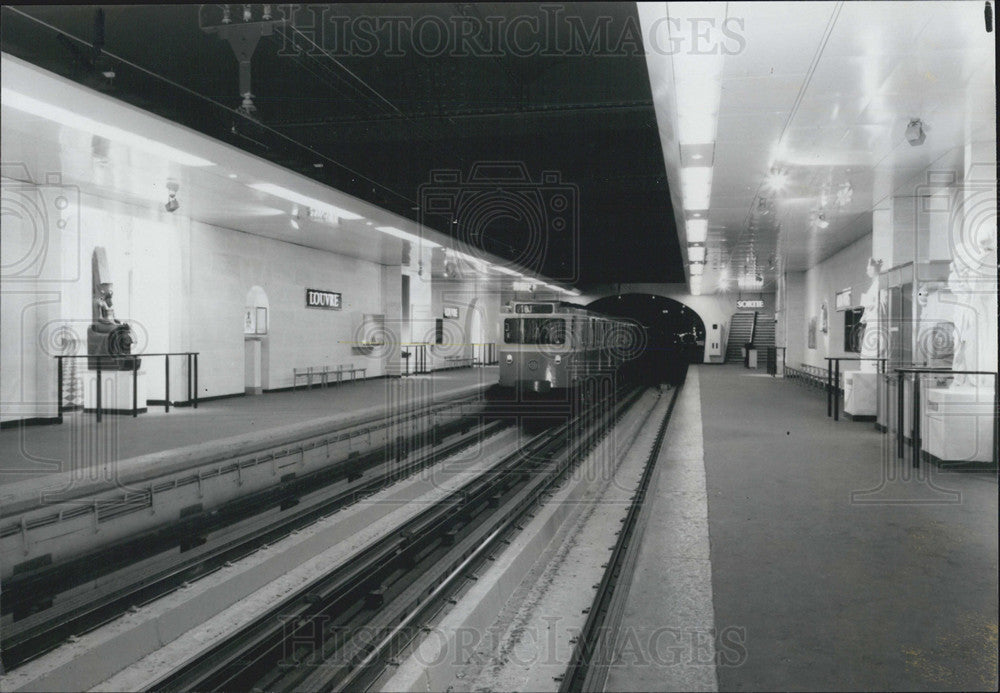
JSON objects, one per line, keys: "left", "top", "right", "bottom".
{"left": 858, "top": 258, "right": 884, "bottom": 373}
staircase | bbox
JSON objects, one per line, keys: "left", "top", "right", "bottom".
{"left": 725, "top": 312, "right": 756, "bottom": 362}
{"left": 753, "top": 314, "right": 776, "bottom": 369}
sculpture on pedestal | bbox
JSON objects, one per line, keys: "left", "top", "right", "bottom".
{"left": 87, "top": 247, "right": 140, "bottom": 370}
{"left": 858, "top": 258, "right": 885, "bottom": 372}
{"left": 947, "top": 259, "right": 997, "bottom": 389}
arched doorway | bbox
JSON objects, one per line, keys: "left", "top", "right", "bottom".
{"left": 587, "top": 293, "right": 706, "bottom": 385}
{"left": 244, "top": 286, "right": 270, "bottom": 394}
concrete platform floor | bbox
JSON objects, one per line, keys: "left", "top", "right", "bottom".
{"left": 609, "top": 365, "right": 997, "bottom": 691}
{"left": 0, "top": 368, "right": 497, "bottom": 486}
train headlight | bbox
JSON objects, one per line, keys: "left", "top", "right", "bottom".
{"left": 505, "top": 354, "right": 513, "bottom": 364}
{"left": 554, "top": 355, "right": 562, "bottom": 364}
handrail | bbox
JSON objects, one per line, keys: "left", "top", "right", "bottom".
{"left": 56, "top": 352, "right": 199, "bottom": 423}
{"left": 749, "top": 311, "right": 758, "bottom": 344}
{"left": 890, "top": 368, "right": 998, "bottom": 469}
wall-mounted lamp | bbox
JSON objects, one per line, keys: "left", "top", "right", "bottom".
{"left": 905, "top": 119, "right": 926, "bottom": 146}
{"left": 165, "top": 181, "right": 180, "bottom": 213}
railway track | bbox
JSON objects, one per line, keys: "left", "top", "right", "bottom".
{"left": 147, "top": 384, "right": 644, "bottom": 692}
{"left": 1, "top": 388, "right": 505, "bottom": 671}
{"left": 559, "top": 383, "right": 681, "bottom": 692}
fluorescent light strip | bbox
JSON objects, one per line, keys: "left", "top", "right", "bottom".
{"left": 686, "top": 219, "right": 708, "bottom": 243}
{"left": 250, "top": 183, "right": 363, "bottom": 221}
{"left": 689, "top": 262, "right": 705, "bottom": 276}
{"left": 376, "top": 226, "right": 440, "bottom": 247}
{"left": 2, "top": 88, "right": 215, "bottom": 168}
{"left": 688, "top": 245, "right": 706, "bottom": 263}
{"left": 681, "top": 167, "right": 713, "bottom": 210}
{"left": 492, "top": 265, "right": 522, "bottom": 276}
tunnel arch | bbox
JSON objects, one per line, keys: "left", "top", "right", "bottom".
{"left": 586, "top": 293, "right": 707, "bottom": 385}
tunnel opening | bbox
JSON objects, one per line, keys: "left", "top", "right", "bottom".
{"left": 588, "top": 294, "right": 706, "bottom": 386}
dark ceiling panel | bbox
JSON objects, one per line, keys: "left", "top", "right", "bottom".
{"left": 1, "top": 3, "right": 683, "bottom": 284}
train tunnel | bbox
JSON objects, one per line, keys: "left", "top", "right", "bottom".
{"left": 587, "top": 294, "right": 706, "bottom": 387}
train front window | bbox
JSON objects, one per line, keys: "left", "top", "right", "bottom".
{"left": 503, "top": 318, "right": 521, "bottom": 344}
{"left": 504, "top": 318, "right": 565, "bottom": 344}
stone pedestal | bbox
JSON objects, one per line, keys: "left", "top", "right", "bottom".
{"left": 84, "top": 370, "right": 147, "bottom": 414}
{"left": 843, "top": 371, "right": 878, "bottom": 419}
{"left": 925, "top": 385, "right": 996, "bottom": 465}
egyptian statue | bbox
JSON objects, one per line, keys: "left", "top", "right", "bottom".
{"left": 87, "top": 247, "right": 140, "bottom": 370}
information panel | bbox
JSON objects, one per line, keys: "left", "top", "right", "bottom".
{"left": 306, "top": 288, "right": 342, "bottom": 310}
{"left": 515, "top": 303, "right": 555, "bottom": 314}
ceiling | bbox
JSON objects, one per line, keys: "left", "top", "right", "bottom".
{"left": 0, "top": 3, "right": 684, "bottom": 286}
{"left": 639, "top": 0, "right": 995, "bottom": 294}
{"left": 2, "top": 3, "right": 994, "bottom": 297}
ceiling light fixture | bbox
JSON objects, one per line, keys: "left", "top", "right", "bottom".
{"left": 764, "top": 167, "right": 788, "bottom": 192}
{"left": 376, "top": 225, "right": 441, "bottom": 248}
{"left": 250, "top": 183, "right": 362, "bottom": 221}
{"left": 688, "top": 244, "right": 706, "bottom": 263}
{"left": 686, "top": 219, "right": 708, "bottom": 244}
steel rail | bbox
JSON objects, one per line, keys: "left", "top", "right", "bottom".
{"left": 147, "top": 385, "right": 642, "bottom": 692}
{"left": 1, "top": 413, "right": 506, "bottom": 672}
{"left": 559, "top": 385, "right": 681, "bottom": 693}
{"left": 295, "top": 386, "right": 646, "bottom": 693}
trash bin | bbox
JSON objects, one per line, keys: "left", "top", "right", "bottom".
{"left": 744, "top": 342, "right": 756, "bottom": 368}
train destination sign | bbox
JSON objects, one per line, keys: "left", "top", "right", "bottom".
{"left": 305, "top": 288, "right": 342, "bottom": 310}
{"left": 736, "top": 299, "right": 764, "bottom": 309}
{"left": 515, "top": 303, "right": 555, "bottom": 314}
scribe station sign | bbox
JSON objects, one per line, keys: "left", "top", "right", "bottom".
{"left": 305, "top": 288, "right": 342, "bottom": 310}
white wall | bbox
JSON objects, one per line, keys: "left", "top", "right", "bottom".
{"left": 2, "top": 178, "right": 390, "bottom": 422}
{"left": 794, "top": 232, "right": 874, "bottom": 369}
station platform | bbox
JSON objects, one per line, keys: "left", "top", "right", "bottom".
{"left": 607, "top": 365, "right": 998, "bottom": 691}
{"left": 0, "top": 368, "right": 497, "bottom": 489}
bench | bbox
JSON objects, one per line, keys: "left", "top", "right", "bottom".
{"left": 785, "top": 363, "right": 836, "bottom": 392}
{"left": 293, "top": 363, "right": 368, "bottom": 389}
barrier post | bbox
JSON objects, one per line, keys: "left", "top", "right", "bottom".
{"left": 826, "top": 359, "right": 833, "bottom": 417}
{"left": 132, "top": 358, "right": 139, "bottom": 417}
{"left": 896, "top": 372, "right": 904, "bottom": 458}
{"left": 911, "top": 373, "right": 921, "bottom": 468}
{"left": 57, "top": 356, "right": 64, "bottom": 424}
{"left": 834, "top": 359, "right": 841, "bottom": 421}
{"left": 165, "top": 355, "right": 170, "bottom": 413}
{"left": 96, "top": 366, "right": 103, "bottom": 424}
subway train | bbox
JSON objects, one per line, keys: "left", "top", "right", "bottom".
{"left": 498, "top": 301, "right": 641, "bottom": 393}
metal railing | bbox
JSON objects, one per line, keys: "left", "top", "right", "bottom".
{"left": 891, "top": 368, "right": 998, "bottom": 469}
{"left": 55, "top": 352, "right": 199, "bottom": 423}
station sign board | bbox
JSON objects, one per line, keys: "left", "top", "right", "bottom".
{"left": 306, "top": 288, "right": 342, "bottom": 310}
{"left": 443, "top": 306, "right": 459, "bottom": 319}
{"left": 736, "top": 299, "right": 764, "bottom": 309}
